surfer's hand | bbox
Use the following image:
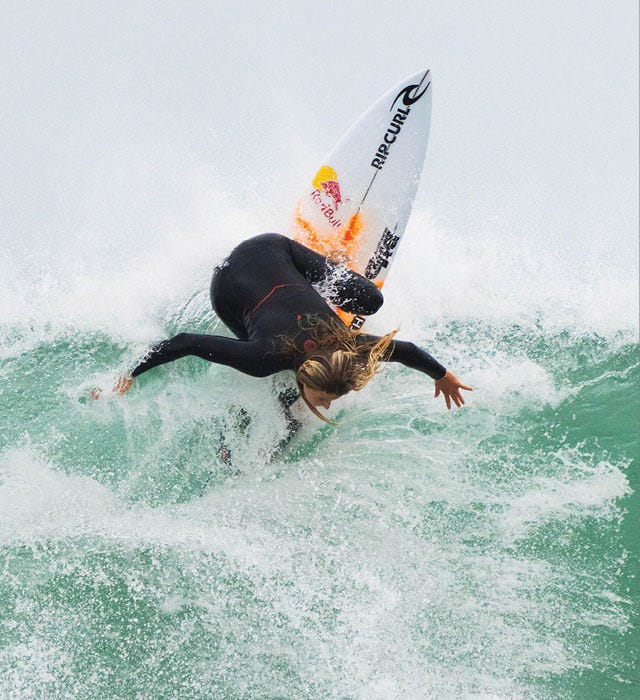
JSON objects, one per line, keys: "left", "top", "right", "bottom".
{"left": 90, "top": 375, "right": 133, "bottom": 400}
{"left": 114, "top": 375, "right": 133, "bottom": 396}
{"left": 434, "top": 371, "right": 473, "bottom": 410}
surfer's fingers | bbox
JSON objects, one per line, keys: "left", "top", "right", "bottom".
{"left": 115, "top": 375, "right": 133, "bottom": 396}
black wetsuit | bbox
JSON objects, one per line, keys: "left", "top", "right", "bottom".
{"left": 131, "top": 233, "right": 446, "bottom": 381}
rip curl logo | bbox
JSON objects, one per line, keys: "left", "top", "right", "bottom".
{"left": 371, "top": 72, "right": 431, "bottom": 171}
{"left": 310, "top": 165, "right": 345, "bottom": 229}
{"left": 390, "top": 80, "right": 431, "bottom": 110}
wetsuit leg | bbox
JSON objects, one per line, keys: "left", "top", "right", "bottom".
{"left": 210, "top": 266, "right": 249, "bottom": 341}
{"left": 287, "top": 237, "right": 383, "bottom": 315}
{"left": 211, "top": 234, "right": 383, "bottom": 332}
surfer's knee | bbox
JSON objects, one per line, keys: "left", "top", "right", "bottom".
{"left": 370, "top": 286, "right": 384, "bottom": 313}
{"left": 362, "top": 285, "right": 383, "bottom": 315}
{"left": 342, "top": 284, "right": 383, "bottom": 316}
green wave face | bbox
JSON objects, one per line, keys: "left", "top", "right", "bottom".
{"left": 1, "top": 319, "right": 637, "bottom": 699}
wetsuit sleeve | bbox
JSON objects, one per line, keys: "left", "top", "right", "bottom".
{"left": 131, "top": 333, "right": 283, "bottom": 378}
{"left": 359, "top": 334, "right": 447, "bottom": 381}
{"left": 286, "top": 238, "right": 383, "bottom": 316}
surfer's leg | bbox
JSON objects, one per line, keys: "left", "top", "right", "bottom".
{"left": 210, "top": 266, "right": 250, "bottom": 341}
{"left": 209, "top": 235, "right": 294, "bottom": 338}
{"left": 336, "top": 272, "right": 383, "bottom": 315}
{"left": 288, "top": 236, "right": 383, "bottom": 315}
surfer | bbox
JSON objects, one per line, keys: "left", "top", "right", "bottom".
{"left": 108, "top": 233, "right": 471, "bottom": 420}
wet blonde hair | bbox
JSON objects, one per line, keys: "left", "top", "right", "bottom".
{"left": 291, "top": 317, "right": 397, "bottom": 423}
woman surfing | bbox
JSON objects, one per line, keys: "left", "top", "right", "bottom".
{"left": 103, "top": 233, "right": 472, "bottom": 420}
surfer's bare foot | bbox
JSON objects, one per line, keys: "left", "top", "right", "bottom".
{"left": 434, "top": 371, "right": 473, "bottom": 410}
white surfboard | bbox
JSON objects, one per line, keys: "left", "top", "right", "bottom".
{"left": 289, "top": 68, "right": 432, "bottom": 329}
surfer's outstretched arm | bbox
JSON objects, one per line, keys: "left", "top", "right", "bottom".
{"left": 130, "top": 333, "right": 280, "bottom": 379}
{"left": 361, "top": 335, "right": 472, "bottom": 409}
{"left": 384, "top": 338, "right": 447, "bottom": 380}
{"left": 93, "top": 334, "right": 279, "bottom": 398}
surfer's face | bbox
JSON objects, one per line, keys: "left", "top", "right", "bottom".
{"left": 301, "top": 384, "right": 341, "bottom": 410}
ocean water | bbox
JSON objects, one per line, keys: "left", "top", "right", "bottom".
{"left": 2, "top": 3, "right": 639, "bottom": 695}
{"left": 1, "top": 197, "right": 638, "bottom": 698}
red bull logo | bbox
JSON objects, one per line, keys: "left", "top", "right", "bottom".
{"left": 309, "top": 165, "right": 349, "bottom": 229}
{"left": 312, "top": 165, "right": 343, "bottom": 210}
{"left": 293, "top": 163, "right": 365, "bottom": 284}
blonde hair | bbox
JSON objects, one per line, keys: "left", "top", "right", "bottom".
{"left": 291, "top": 317, "right": 397, "bottom": 423}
